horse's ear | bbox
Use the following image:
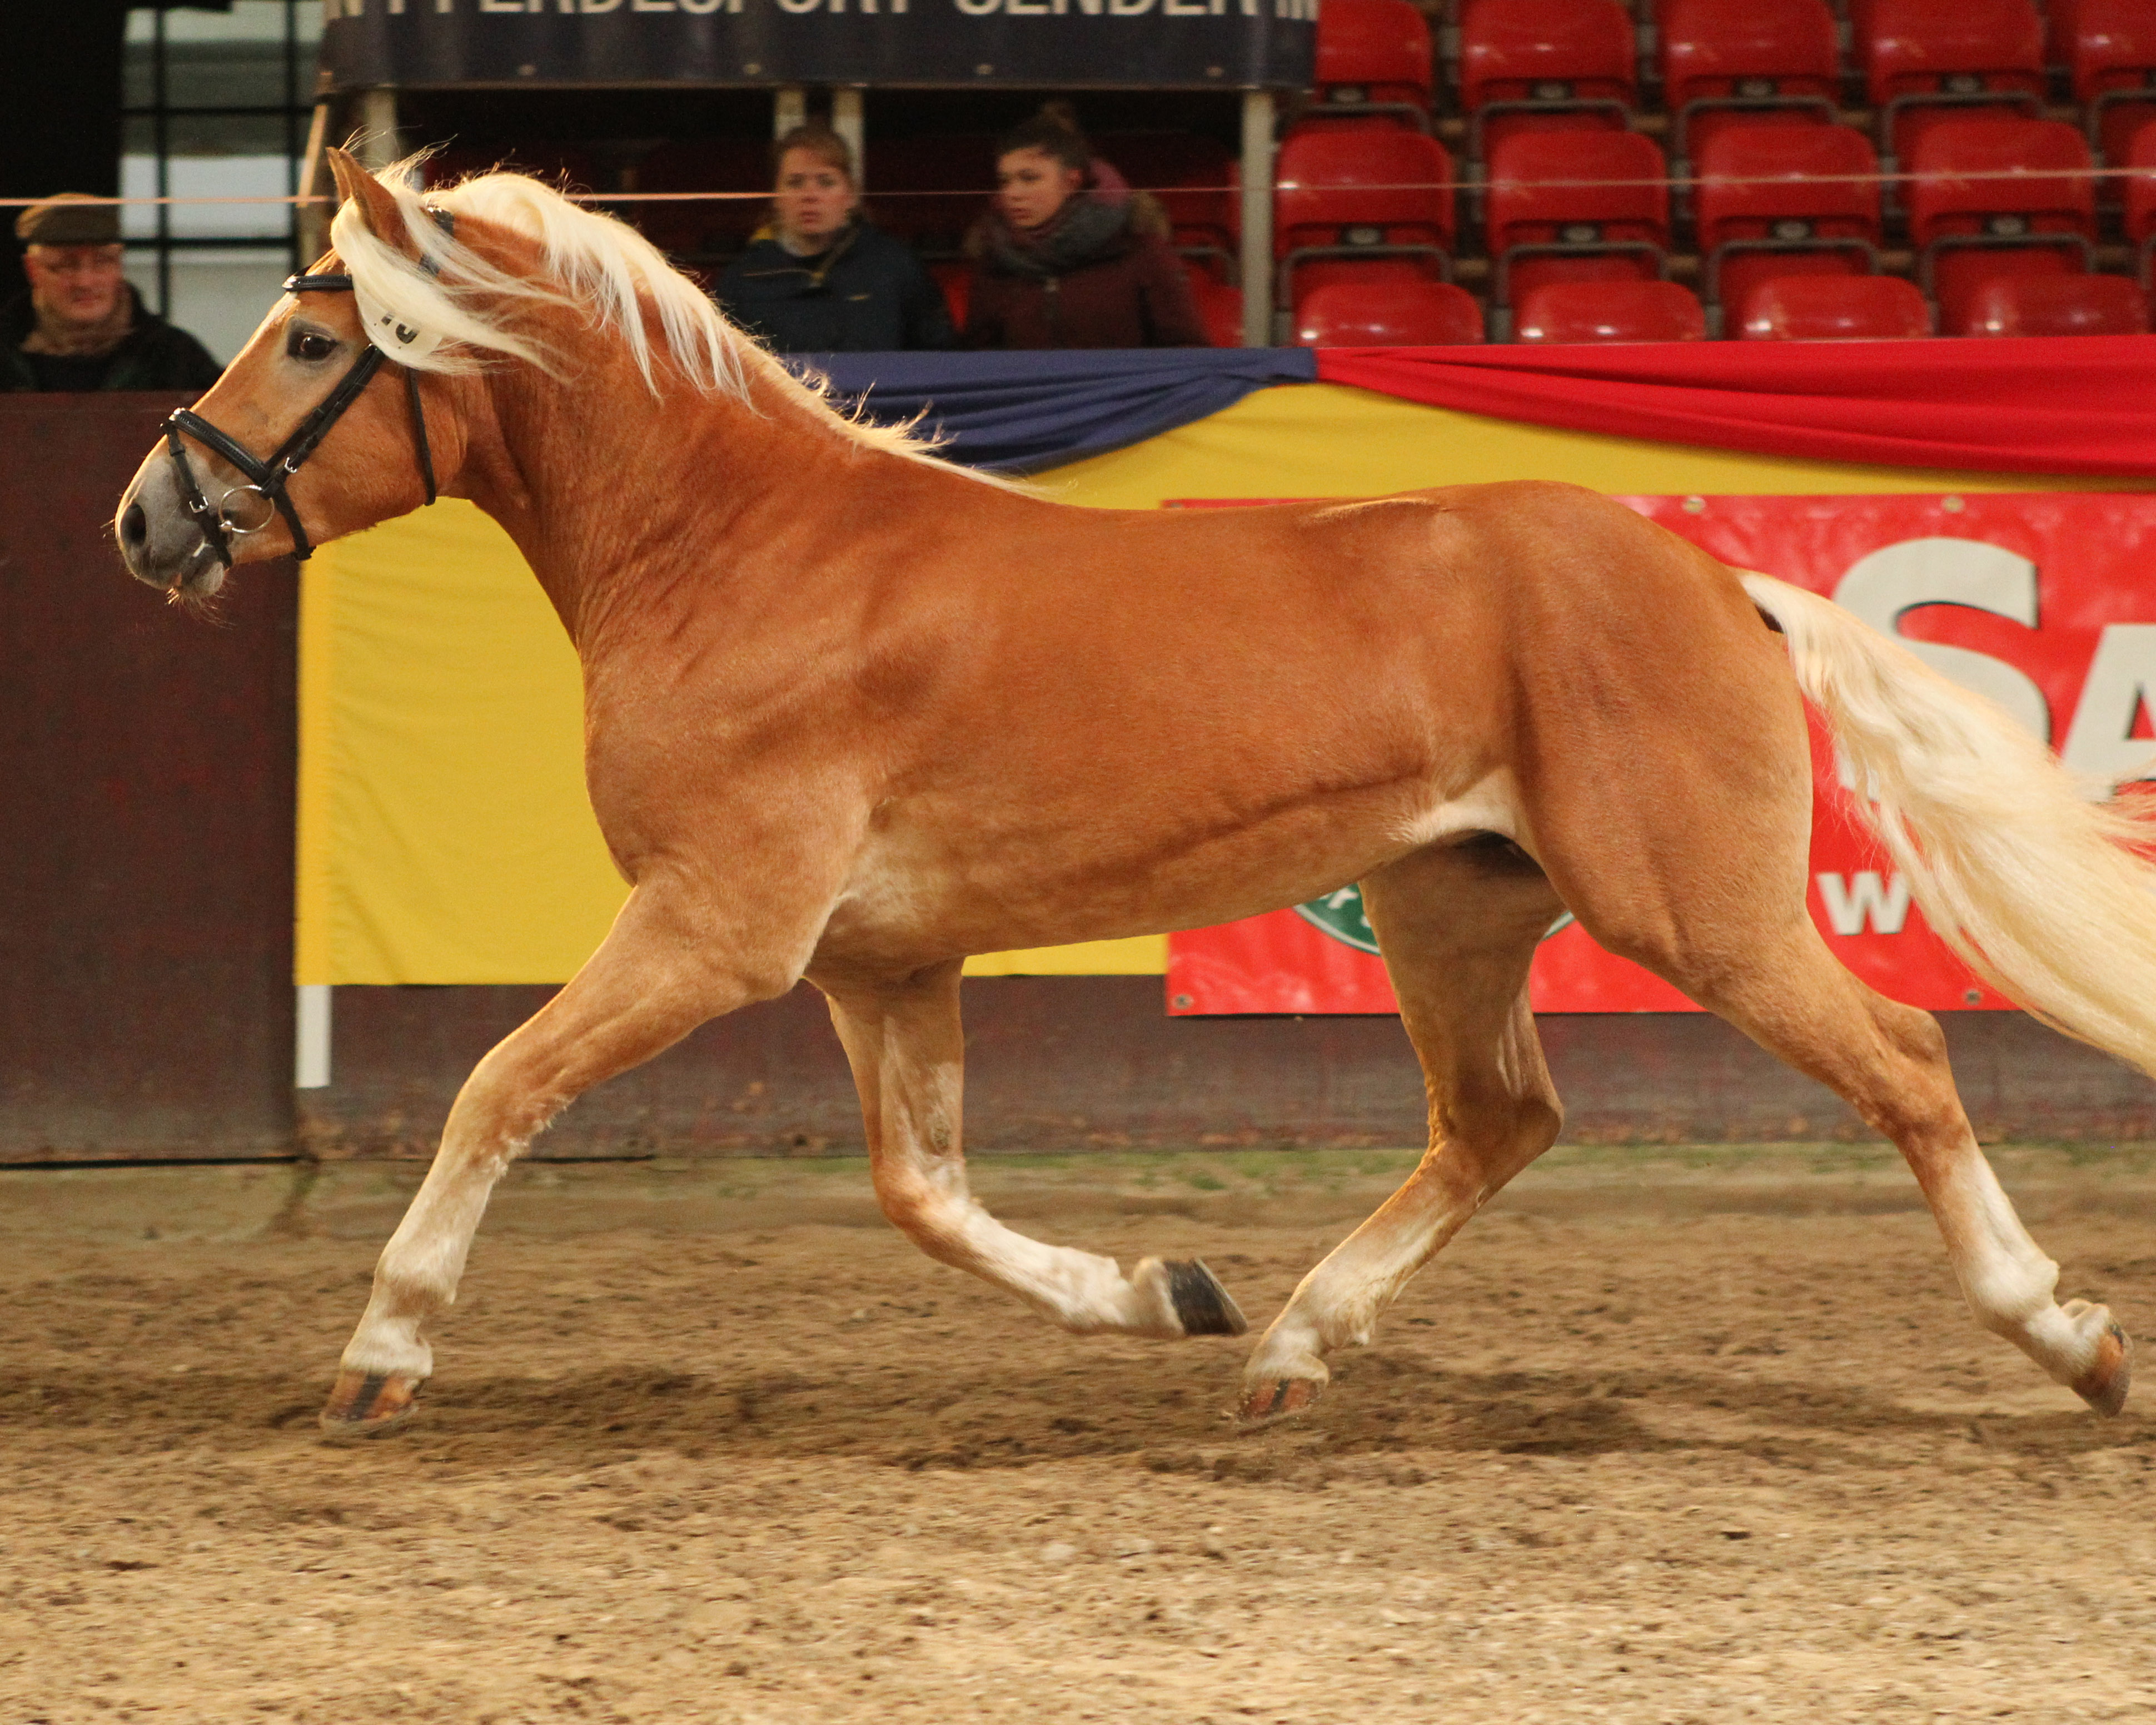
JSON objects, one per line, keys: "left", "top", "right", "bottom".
{"left": 327, "top": 147, "right": 408, "bottom": 247}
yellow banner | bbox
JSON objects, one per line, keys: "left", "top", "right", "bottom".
{"left": 300, "top": 382, "right": 2146, "bottom": 985}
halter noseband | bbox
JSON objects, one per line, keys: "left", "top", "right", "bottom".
{"left": 162, "top": 226, "right": 449, "bottom": 567}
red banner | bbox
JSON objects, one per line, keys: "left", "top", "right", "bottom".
{"left": 1168, "top": 493, "right": 2156, "bottom": 1015}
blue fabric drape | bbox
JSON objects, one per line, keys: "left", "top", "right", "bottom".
{"left": 800, "top": 347, "right": 1319, "bottom": 471}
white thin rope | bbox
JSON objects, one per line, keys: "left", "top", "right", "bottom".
{"left": 5, "top": 164, "right": 2151, "bottom": 211}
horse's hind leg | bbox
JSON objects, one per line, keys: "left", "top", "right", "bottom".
{"left": 1240, "top": 841, "right": 1566, "bottom": 1423}
{"left": 815, "top": 958, "right": 1247, "bottom": 1340}
{"left": 1656, "top": 922, "right": 2131, "bottom": 1414}
{"left": 320, "top": 884, "right": 801, "bottom": 1435}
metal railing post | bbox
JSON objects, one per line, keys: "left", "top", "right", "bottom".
{"left": 1239, "top": 88, "right": 1276, "bottom": 347}
{"left": 353, "top": 88, "right": 401, "bottom": 171}
{"left": 831, "top": 87, "right": 866, "bottom": 190}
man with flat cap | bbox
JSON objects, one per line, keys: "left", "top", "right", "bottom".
{"left": 4, "top": 193, "right": 221, "bottom": 393}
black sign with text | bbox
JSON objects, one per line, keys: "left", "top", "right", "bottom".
{"left": 320, "top": 0, "right": 1316, "bottom": 91}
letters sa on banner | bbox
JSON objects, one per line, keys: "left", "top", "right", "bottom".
{"left": 1166, "top": 493, "right": 2156, "bottom": 1016}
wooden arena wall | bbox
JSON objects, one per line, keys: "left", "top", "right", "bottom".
{"left": 1, "top": 396, "right": 298, "bottom": 1161}
{"left": 8, "top": 391, "right": 2156, "bottom": 1162}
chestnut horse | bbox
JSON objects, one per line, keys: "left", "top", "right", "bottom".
{"left": 117, "top": 152, "right": 2152, "bottom": 1438}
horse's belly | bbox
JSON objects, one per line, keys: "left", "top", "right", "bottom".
{"left": 814, "top": 769, "right": 1524, "bottom": 966}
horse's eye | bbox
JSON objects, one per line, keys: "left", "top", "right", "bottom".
{"left": 286, "top": 327, "right": 337, "bottom": 363}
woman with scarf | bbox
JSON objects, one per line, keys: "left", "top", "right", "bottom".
{"left": 962, "top": 107, "right": 1209, "bottom": 350}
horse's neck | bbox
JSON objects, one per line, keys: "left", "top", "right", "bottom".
{"left": 467, "top": 346, "right": 853, "bottom": 647}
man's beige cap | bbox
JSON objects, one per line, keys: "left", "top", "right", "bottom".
{"left": 16, "top": 194, "right": 122, "bottom": 247}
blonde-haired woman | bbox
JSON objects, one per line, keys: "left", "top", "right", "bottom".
{"left": 716, "top": 125, "right": 955, "bottom": 354}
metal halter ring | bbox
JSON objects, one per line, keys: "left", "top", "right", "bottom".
{"left": 216, "top": 484, "right": 278, "bottom": 536}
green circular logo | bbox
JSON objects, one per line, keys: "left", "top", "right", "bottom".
{"left": 1294, "top": 886, "right": 1576, "bottom": 953}
{"left": 1294, "top": 887, "right": 1379, "bottom": 953}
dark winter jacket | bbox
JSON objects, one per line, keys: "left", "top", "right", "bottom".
{"left": 2, "top": 286, "right": 222, "bottom": 393}
{"left": 715, "top": 220, "right": 957, "bottom": 355}
{"left": 961, "top": 174, "right": 1208, "bottom": 351}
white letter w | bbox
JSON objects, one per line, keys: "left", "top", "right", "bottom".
{"left": 1816, "top": 871, "right": 1913, "bottom": 936}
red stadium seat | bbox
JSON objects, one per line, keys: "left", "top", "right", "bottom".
{"left": 1485, "top": 129, "right": 1670, "bottom": 305}
{"left": 2126, "top": 120, "right": 2156, "bottom": 280}
{"left": 1960, "top": 272, "right": 2151, "bottom": 334}
{"left": 1461, "top": 0, "right": 1638, "bottom": 162}
{"left": 2048, "top": 0, "right": 2088, "bottom": 66}
{"left": 1737, "top": 274, "right": 1935, "bottom": 337}
{"left": 1515, "top": 279, "right": 1707, "bottom": 341}
{"left": 1906, "top": 117, "right": 2098, "bottom": 331}
{"left": 1181, "top": 260, "right": 1246, "bottom": 347}
{"left": 1307, "top": 0, "right": 1436, "bottom": 131}
{"left": 1274, "top": 128, "right": 1457, "bottom": 309}
{"left": 1863, "top": 0, "right": 2045, "bottom": 164}
{"left": 1660, "top": 0, "right": 1841, "bottom": 166}
{"left": 2065, "top": 0, "right": 2156, "bottom": 163}
{"left": 1695, "top": 126, "right": 1885, "bottom": 316}
{"left": 930, "top": 260, "right": 970, "bottom": 331}
{"left": 1294, "top": 279, "right": 1486, "bottom": 344}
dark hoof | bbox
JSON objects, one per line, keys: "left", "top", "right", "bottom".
{"left": 1238, "top": 1376, "right": 1323, "bottom": 1426}
{"left": 1166, "top": 1259, "right": 1247, "bottom": 1337}
{"left": 2073, "top": 1321, "right": 2133, "bottom": 1418}
{"left": 318, "top": 1370, "right": 421, "bottom": 1440}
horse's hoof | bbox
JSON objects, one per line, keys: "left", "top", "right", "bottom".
{"left": 1238, "top": 1375, "right": 1323, "bottom": 1427}
{"left": 2072, "top": 1319, "right": 2133, "bottom": 1418}
{"left": 1166, "top": 1259, "right": 1248, "bottom": 1338}
{"left": 318, "top": 1370, "right": 421, "bottom": 1440}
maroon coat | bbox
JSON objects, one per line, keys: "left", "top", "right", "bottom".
{"left": 962, "top": 199, "right": 1209, "bottom": 350}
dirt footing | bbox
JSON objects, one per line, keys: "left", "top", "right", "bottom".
{"left": 4, "top": 1145, "right": 2155, "bottom": 1722}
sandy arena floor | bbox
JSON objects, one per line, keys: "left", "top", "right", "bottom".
{"left": 3, "top": 1142, "right": 2155, "bottom": 1723}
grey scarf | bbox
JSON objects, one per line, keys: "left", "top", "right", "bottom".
{"left": 982, "top": 193, "right": 1134, "bottom": 281}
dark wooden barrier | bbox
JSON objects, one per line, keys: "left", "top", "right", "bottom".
{"left": 6, "top": 396, "right": 2150, "bottom": 1164}
{"left": 296, "top": 977, "right": 2156, "bottom": 1159}
{"left": 0, "top": 395, "right": 296, "bottom": 1161}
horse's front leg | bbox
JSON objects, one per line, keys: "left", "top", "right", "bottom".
{"left": 816, "top": 960, "right": 1246, "bottom": 1340}
{"left": 320, "top": 882, "right": 802, "bottom": 1435}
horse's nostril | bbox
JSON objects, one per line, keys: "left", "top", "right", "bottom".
{"left": 120, "top": 501, "right": 148, "bottom": 550}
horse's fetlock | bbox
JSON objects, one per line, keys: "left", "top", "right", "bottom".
{"left": 1963, "top": 1254, "right": 2060, "bottom": 1335}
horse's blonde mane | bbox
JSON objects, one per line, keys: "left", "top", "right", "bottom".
{"left": 325, "top": 157, "right": 964, "bottom": 474}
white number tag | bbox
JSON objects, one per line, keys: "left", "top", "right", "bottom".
{"left": 351, "top": 280, "right": 446, "bottom": 361}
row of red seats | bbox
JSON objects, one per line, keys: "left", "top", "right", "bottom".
{"left": 1268, "top": 114, "right": 2156, "bottom": 332}
{"left": 1268, "top": 271, "right": 2147, "bottom": 344}
{"left": 1313, "top": 0, "right": 2156, "bottom": 166}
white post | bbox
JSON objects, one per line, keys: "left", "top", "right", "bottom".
{"left": 296, "top": 84, "right": 334, "bottom": 263}
{"left": 774, "top": 85, "right": 807, "bottom": 137}
{"left": 353, "top": 89, "right": 401, "bottom": 172}
{"left": 831, "top": 87, "right": 867, "bottom": 190}
{"left": 296, "top": 985, "right": 332, "bottom": 1090}
{"left": 1239, "top": 89, "right": 1276, "bottom": 348}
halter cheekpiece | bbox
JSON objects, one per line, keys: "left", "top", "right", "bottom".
{"left": 161, "top": 210, "right": 453, "bottom": 566}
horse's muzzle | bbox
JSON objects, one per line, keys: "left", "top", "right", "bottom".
{"left": 115, "top": 450, "right": 225, "bottom": 596}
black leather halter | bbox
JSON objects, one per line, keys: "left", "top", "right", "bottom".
{"left": 161, "top": 270, "right": 439, "bottom": 566}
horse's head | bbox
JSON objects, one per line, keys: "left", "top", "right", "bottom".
{"left": 115, "top": 149, "right": 473, "bottom": 603}
{"left": 116, "top": 147, "right": 935, "bottom": 608}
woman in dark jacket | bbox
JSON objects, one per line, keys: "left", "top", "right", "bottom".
{"left": 716, "top": 126, "right": 955, "bottom": 354}
{"left": 962, "top": 108, "right": 1209, "bottom": 350}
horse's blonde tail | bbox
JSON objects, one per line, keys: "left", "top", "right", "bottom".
{"left": 1740, "top": 571, "right": 2156, "bottom": 1078}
